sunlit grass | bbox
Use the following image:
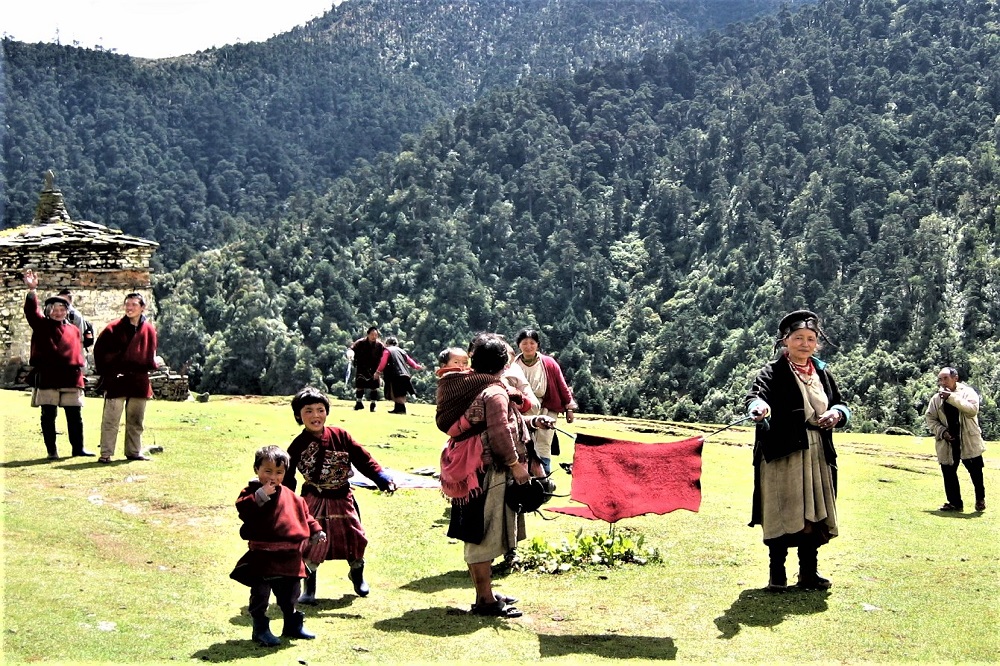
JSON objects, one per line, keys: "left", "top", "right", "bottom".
{"left": 2, "top": 390, "right": 997, "bottom": 663}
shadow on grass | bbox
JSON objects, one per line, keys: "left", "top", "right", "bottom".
{"left": 926, "top": 509, "right": 982, "bottom": 519}
{"left": 538, "top": 633, "right": 677, "bottom": 659}
{"left": 714, "top": 587, "right": 829, "bottom": 639}
{"left": 303, "top": 593, "right": 360, "bottom": 618}
{"left": 191, "top": 639, "right": 294, "bottom": 662}
{"left": 194, "top": 601, "right": 360, "bottom": 661}
{"left": 399, "top": 568, "right": 470, "bottom": 593}
{"left": 196, "top": 612, "right": 296, "bottom": 662}
{"left": 62, "top": 459, "right": 132, "bottom": 469}
{"left": 373, "top": 606, "right": 516, "bottom": 636}
{"left": 0, "top": 458, "right": 62, "bottom": 468}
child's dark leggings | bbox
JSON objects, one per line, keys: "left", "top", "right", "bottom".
{"left": 249, "top": 576, "right": 300, "bottom": 618}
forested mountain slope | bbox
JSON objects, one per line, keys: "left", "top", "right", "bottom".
{"left": 155, "top": 0, "right": 1000, "bottom": 438}
{"left": 2, "top": 0, "right": 801, "bottom": 267}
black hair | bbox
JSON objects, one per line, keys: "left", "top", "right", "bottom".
{"left": 438, "top": 348, "right": 451, "bottom": 366}
{"left": 124, "top": 292, "right": 146, "bottom": 306}
{"left": 366, "top": 326, "right": 379, "bottom": 335}
{"left": 468, "top": 331, "right": 491, "bottom": 355}
{"left": 470, "top": 334, "right": 508, "bottom": 374}
{"left": 254, "top": 444, "right": 290, "bottom": 470}
{"left": 291, "top": 386, "right": 330, "bottom": 425}
{"left": 515, "top": 327, "right": 541, "bottom": 347}
{"left": 385, "top": 335, "right": 399, "bottom": 346}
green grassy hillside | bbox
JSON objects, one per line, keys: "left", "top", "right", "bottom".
{"left": 1, "top": 390, "right": 997, "bottom": 663}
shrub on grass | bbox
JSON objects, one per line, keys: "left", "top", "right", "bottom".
{"left": 515, "top": 528, "right": 662, "bottom": 573}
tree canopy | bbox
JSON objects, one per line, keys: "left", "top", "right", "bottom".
{"left": 5, "top": 0, "right": 998, "bottom": 438}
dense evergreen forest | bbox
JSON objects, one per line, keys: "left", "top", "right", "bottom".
{"left": 2, "top": 0, "right": 799, "bottom": 267}
{"left": 4, "top": 0, "right": 999, "bottom": 438}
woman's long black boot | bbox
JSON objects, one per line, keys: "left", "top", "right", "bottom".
{"left": 41, "top": 404, "right": 59, "bottom": 458}
{"left": 766, "top": 545, "right": 788, "bottom": 591}
{"left": 797, "top": 545, "right": 832, "bottom": 589}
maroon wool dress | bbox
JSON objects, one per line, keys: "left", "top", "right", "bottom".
{"left": 285, "top": 426, "right": 392, "bottom": 562}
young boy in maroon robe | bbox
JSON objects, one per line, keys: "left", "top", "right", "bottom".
{"left": 231, "top": 445, "right": 326, "bottom": 647}
{"left": 284, "top": 387, "right": 396, "bottom": 604}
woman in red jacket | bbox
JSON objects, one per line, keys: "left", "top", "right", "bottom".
{"left": 22, "top": 270, "right": 93, "bottom": 459}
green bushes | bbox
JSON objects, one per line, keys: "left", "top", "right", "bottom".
{"left": 515, "top": 528, "right": 661, "bottom": 573}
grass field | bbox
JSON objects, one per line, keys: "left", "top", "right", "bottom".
{"left": 1, "top": 389, "right": 998, "bottom": 664}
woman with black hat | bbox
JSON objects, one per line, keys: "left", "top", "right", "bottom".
{"left": 22, "top": 270, "right": 94, "bottom": 459}
{"left": 745, "top": 310, "right": 850, "bottom": 591}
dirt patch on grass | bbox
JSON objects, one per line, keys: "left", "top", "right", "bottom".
{"left": 89, "top": 531, "right": 151, "bottom": 566}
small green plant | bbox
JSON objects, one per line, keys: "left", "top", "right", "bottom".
{"left": 514, "top": 527, "right": 662, "bottom": 573}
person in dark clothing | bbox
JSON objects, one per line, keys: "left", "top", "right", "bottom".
{"left": 746, "top": 310, "right": 850, "bottom": 592}
{"left": 375, "top": 336, "right": 424, "bottom": 414}
{"left": 22, "top": 270, "right": 94, "bottom": 459}
{"left": 349, "top": 327, "right": 384, "bottom": 412}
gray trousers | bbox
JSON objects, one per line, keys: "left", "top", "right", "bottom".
{"left": 100, "top": 397, "right": 147, "bottom": 458}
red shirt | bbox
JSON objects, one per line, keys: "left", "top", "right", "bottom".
{"left": 24, "top": 292, "right": 84, "bottom": 389}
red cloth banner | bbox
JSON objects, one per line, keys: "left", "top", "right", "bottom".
{"left": 547, "top": 433, "right": 703, "bottom": 523}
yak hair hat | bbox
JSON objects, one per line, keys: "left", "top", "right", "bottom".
{"left": 778, "top": 309, "right": 821, "bottom": 337}
{"left": 44, "top": 296, "right": 71, "bottom": 308}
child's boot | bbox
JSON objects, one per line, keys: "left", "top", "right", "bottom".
{"left": 299, "top": 570, "right": 318, "bottom": 605}
{"left": 349, "top": 559, "right": 369, "bottom": 596}
{"left": 354, "top": 400, "right": 364, "bottom": 410}
{"left": 369, "top": 401, "right": 377, "bottom": 412}
{"left": 251, "top": 614, "right": 281, "bottom": 647}
{"left": 281, "top": 610, "right": 315, "bottom": 639}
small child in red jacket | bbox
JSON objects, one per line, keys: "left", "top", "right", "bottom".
{"left": 231, "top": 445, "right": 326, "bottom": 647}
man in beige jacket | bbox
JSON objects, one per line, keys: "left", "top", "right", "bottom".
{"left": 925, "top": 367, "right": 987, "bottom": 512}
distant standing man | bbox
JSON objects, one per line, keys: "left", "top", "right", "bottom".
{"left": 925, "top": 367, "right": 987, "bottom": 512}
{"left": 350, "top": 327, "right": 384, "bottom": 412}
{"left": 94, "top": 293, "right": 159, "bottom": 464}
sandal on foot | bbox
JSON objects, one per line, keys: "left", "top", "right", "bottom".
{"left": 471, "top": 601, "right": 522, "bottom": 618}
{"left": 494, "top": 593, "right": 519, "bottom": 605}
{"left": 98, "top": 457, "right": 112, "bottom": 464}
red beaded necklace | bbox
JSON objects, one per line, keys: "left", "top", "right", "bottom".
{"left": 785, "top": 351, "right": 815, "bottom": 378}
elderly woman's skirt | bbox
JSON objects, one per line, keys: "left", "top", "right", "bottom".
{"left": 32, "top": 387, "right": 84, "bottom": 408}
{"left": 760, "top": 429, "right": 838, "bottom": 544}
{"left": 464, "top": 467, "right": 526, "bottom": 564}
